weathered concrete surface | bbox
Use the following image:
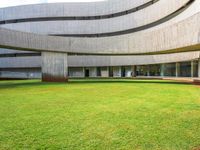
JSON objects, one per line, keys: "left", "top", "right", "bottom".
{"left": 0, "top": 0, "right": 153, "bottom": 20}
{"left": 42, "top": 52, "right": 68, "bottom": 82}
{"left": 68, "top": 52, "right": 200, "bottom": 67}
{"left": 0, "top": 52, "right": 199, "bottom": 68}
{"left": 0, "top": 11, "right": 200, "bottom": 55}
{"left": 88, "top": 67, "right": 97, "bottom": 77}
{"left": 1, "top": 0, "right": 189, "bottom": 35}
{"left": 113, "top": 67, "right": 121, "bottom": 77}
{"left": 68, "top": 67, "right": 84, "bottom": 78}
{"left": 101, "top": 67, "right": 109, "bottom": 77}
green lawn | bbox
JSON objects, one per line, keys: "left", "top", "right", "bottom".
{"left": 0, "top": 79, "right": 200, "bottom": 150}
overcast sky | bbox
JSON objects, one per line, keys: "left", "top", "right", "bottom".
{"left": 0, "top": 0, "right": 105, "bottom": 8}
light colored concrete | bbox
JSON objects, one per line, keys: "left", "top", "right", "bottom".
{"left": 0, "top": 70, "right": 41, "bottom": 79}
{"left": 68, "top": 52, "right": 200, "bottom": 67}
{"left": 160, "top": 64, "right": 165, "bottom": 77}
{"left": 0, "top": 11, "right": 200, "bottom": 55}
{"left": 191, "top": 61, "right": 194, "bottom": 77}
{"left": 42, "top": 52, "right": 68, "bottom": 82}
{"left": 131, "top": 66, "right": 136, "bottom": 77}
{"left": 101, "top": 67, "right": 109, "bottom": 77}
{"left": 0, "top": 56, "right": 41, "bottom": 68}
{"left": 0, "top": 52, "right": 199, "bottom": 69}
{"left": 68, "top": 67, "right": 84, "bottom": 78}
{"left": 1, "top": 0, "right": 189, "bottom": 35}
{"left": 176, "top": 62, "right": 180, "bottom": 77}
{"left": 89, "top": 67, "right": 97, "bottom": 77}
{"left": 0, "top": 0, "right": 152, "bottom": 19}
{"left": 113, "top": 66, "right": 121, "bottom": 77}
{"left": 124, "top": 66, "right": 132, "bottom": 77}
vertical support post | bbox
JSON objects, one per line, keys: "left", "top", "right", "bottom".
{"left": 89, "top": 67, "right": 97, "bottom": 77}
{"left": 191, "top": 61, "right": 194, "bottom": 78}
{"left": 119, "top": 66, "right": 122, "bottom": 77}
{"left": 147, "top": 66, "right": 150, "bottom": 77}
{"left": 113, "top": 66, "right": 121, "bottom": 77}
{"left": 100, "top": 67, "right": 109, "bottom": 77}
{"left": 176, "top": 62, "right": 180, "bottom": 77}
{"left": 83, "top": 67, "right": 85, "bottom": 78}
{"left": 42, "top": 52, "right": 68, "bottom": 82}
{"left": 160, "top": 64, "right": 165, "bottom": 77}
{"left": 131, "top": 65, "right": 136, "bottom": 77}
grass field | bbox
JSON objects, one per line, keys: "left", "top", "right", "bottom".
{"left": 0, "top": 79, "right": 200, "bottom": 150}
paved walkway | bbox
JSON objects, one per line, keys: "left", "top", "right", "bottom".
{"left": 136, "top": 76, "right": 200, "bottom": 85}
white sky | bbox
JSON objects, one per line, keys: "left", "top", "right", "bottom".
{"left": 0, "top": 0, "right": 105, "bottom": 8}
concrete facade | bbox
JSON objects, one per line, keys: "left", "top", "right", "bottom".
{"left": 42, "top": 52, "right": 68, "bottom": 82}
{"left": 0, "top": 0, "right": 200, "bottom": 82}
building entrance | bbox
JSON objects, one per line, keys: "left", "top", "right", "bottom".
{"left": 85, "top": 69, "right": 89, "bottom": 77}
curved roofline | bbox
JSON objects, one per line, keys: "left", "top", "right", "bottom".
{"left": 0, "top": 11, "right": 199, "bottom": 55}
{"left": 0, "top": 0, "right": 158, "bottom": 24}
{"left": 52, "top": 0, "right": 194, "bottom": 37}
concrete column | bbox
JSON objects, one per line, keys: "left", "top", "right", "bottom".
{"left": 191, "top": 61, "right": 194, "bottom": 78}
{"left": 42, "top": 52, "right": 68, "bottom": 82}
{"left": 89, "top": 67, "right": 97, "bottom": 77}
{"left": 176, "top": 62, "right": 180, "bottom": 77}
{"left": 198, "top": 59, "right": 200, "bottom": 78}
{"left": 113, "top": 66, "right": 121, "bottom": 77}
{"left": 131, "top": 66, "right": 136, "bottom": 77}
{"left": 83, "top": 67, "right": 85, "bottom": 77}
{"left": 147, "top": 66, "right": 150, "bottom": 77}
{"left": 160, "top": 64, "right": 165, "bottom": 77}
{"left": 101, "top": 67, "right": 109, "bottom": 77}
{"left": 124, "top": 66, "right": 132, "bottom": 77}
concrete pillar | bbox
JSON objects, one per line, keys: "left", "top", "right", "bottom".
{"left": 147, "top": 66, "right": 150, "bottom": 77}
{"left": 160, "top": 64, "right": 165, "bottom": 77}
{"left": 124, "top": 66, "right": 132, "bottom": 77}
{"left": 191, "top": 61, "right": 194, "bottom": 78}
{"left": 131, "top": 66, "right": 136, "bottom": 77}
{"left": 42, "top": 52, "right": 68, "bottom": 82}
{"left": 83, "top": 67, "right": 85, "bottom": 77}
{"left": 101, "top": 67, "right": 109, "bottom": 77}
{"left": 176, "top": 62, "right": 180, "bottom": 77}
{"left": 198, "top": 59, "right": 200, "bottom": 78}
{"left": 89, "top": 67, "right": 97, "bottom": 77}
{"left": 113, "top": 66, "right": 121, "bottom": 77}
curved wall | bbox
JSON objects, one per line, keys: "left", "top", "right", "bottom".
{"left": 0, "top": 0, "right": 190, "bottom": 35}
{"left": 0, "top": 52, "right": 199, "bottom": 68}
{"left": 0, "top": 0, "right": 153, "bottom": 20}
{"left": 0, "top": 11, "right": 200, "bottom": 55}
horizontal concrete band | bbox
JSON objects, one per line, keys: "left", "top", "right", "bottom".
{"left": 0, "top": 0, "right": 154, "bottom": 20}
{"left": 0, "top": 0, "right": 159, "bottom": 24}
{"left": 0, "top": 52, "right": 199, "bottom": 68}
{"left": 53, "top": 1, "right": 193, "bottom": 37}
{"left": 1, "top": 0, "right": 191, "bottom": 36}
{"left": 0, "top": 10, "right": 200, "bottom": 55}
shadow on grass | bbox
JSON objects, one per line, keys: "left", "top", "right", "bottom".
{"left": 0, "top": 80, "right": 61, "bottom": 89}
{"left": 0, "top": 79, "right": 192, "bottom": 90}
{"left": 69, "top": 79, "right": 192, "bottom": 86}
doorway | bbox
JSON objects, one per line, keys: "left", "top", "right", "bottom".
{"left": 85, "top": 69, "right": 89, "bottom": 77}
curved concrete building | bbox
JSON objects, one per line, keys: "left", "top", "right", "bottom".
{"left": 0, "top": 0, "right": 200, "bottom": 81}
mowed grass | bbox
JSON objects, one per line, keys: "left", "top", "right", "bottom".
{"left": 0, "top": 79, "right": 200, "bottom": 150}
